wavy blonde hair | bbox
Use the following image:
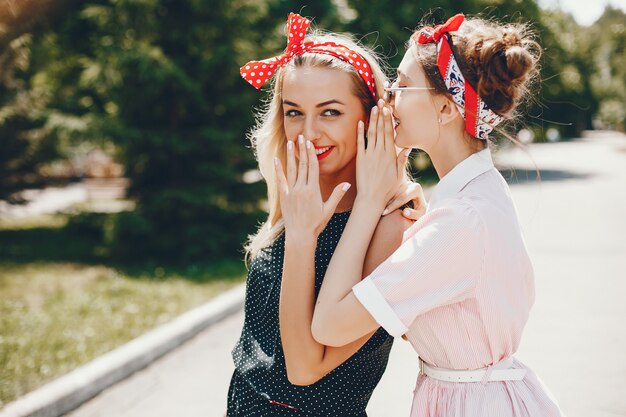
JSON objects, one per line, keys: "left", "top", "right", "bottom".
{"left": 244, "top": 31, "right": 390, "bottom": 262}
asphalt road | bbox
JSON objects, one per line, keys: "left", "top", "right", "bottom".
{"left": 67, "top": 133, "right": 626, "bottom": 417}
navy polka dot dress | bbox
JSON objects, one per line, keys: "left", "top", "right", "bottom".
{"left": 227, "top": 211, "right": 394, "bottom": 416}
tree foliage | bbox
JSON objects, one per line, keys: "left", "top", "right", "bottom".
{"left": 0, "top": 0, "right": 623, "bottom": 262}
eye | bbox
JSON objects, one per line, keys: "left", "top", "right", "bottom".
{"left": 322, "top": 109, "right": 342, "bottom": 117}
{"left": 285, "top": 109, "right": 301, "bottom": 118}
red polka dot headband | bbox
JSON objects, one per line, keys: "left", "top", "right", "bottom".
{"left": 416, "top": 14, "right": 504, "bottom": 140}
{"left": 240, "top": 13, "right": 376, "bottom": 99}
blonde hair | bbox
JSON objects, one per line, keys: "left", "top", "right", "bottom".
{"left": 244, "top": 30, "right": 389, "bottom": 262}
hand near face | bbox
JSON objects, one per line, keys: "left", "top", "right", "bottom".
{"left": 274, "top": 135, "right": 351, "bottom": 240}
{"left": 356, "top": 101, "right": 410, "bottom": 214}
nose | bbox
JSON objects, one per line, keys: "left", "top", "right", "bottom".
{"left": 302, "top": 116, "right": 321, "bottom": 141}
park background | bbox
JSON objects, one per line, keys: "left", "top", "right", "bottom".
{"left": 0, "top": 0, "right": 625, "bottom": 413}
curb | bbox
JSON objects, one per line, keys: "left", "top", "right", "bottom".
{"left": 0, "top": 284, "right": 246, "bottom": 417}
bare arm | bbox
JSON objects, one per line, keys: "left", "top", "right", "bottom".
{"left": 279, "top": 208, "right": 411, "bottom": 385}
{"left": 313, "top": 104, "right": 415, "bottom": 346}
{"left": 312, "top": 198, "right": 388, "bottom": 347}
{"left": 276, "top": 130, "right": 412, "bottom": 385}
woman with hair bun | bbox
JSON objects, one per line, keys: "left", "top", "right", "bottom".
{"left": 309, "top": 14, "right": 565, "bottom": 417}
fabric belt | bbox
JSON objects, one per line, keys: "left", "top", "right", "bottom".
{"left": 419, "top": 357, "right": 526, "bottom": 383}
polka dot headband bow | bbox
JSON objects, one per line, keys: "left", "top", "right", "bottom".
{"left": 416, "top": 13, "right": 504, "bottom": 140}
{"left": 240, "top": 12, "right": 376, "bottom": 98}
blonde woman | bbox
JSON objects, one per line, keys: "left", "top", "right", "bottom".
{"left": 228, "top": 13, "right": 421, "bottom": 416}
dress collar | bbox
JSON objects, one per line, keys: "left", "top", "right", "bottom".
{"left": 428, "top": 148, "right": 494, "bottom": 207}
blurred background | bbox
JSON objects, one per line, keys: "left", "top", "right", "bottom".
{"left": 0, "top": 0, "right": 624, "bottom": 411}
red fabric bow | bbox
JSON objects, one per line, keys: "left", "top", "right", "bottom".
{"left": 416, "top": 13, "right": 465, "bottom": 44}
{"left": 240, "top": 13, "right": 310, "bottom": 88}
{"left": 240, "top": 13, "right": 376, "bottom": 97}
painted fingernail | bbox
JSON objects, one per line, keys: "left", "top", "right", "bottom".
{"left": 382, "top": 107, "right": 389, "bottom": 116}
{"left": 287, "top": 141, "right": 293, "bottom": 150}
{"left": 358, "top": 120, "right": 364, "bottom": 129}
{"left": 382, "top": 208, "right": 389, "bottom": 215}
{"left": 342, "top": 183, "right": 351, "bottom": 191}
{"left": 298, "top": 135, "right": 304, "bottom": 144}
{"left": 306, "top": 140, "right": 312, "bottom": 149}
{"left": 404, "top": 208, "right": 411, "bottom": 216}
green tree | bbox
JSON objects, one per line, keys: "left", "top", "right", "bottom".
{"left": 588, "top": 6, "right": 626, "bottom": 130}
{"left": 58, "top": 0, "right": 271, "bottom": 262}
{"left": 85, "top": 0, "right": 347, "bottom": 263}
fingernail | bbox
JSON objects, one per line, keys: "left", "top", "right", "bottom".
{"left": 378, "top": 99, "right": 384, "bottom": 107}
{"left": 274, "top": 157, "right": 279, "bottom": 166}
{"left": 404, "top": 208, "right": 411, "bottom": 216}
{"left": 287, "top": 141, "right": 293, "bottom": 150}
{"left": 298, "top": 135, "right": 304, "bottom": 144}
{"left": 382, "top": 107, "right": 389, "bottom": 116}
{"left": 306, "top": 140, "right": 311, "bottom": 149}
{"left": 382, "top": 208, "right": 389, "bottom": 215}
{"left": 358, "top": 120, "right": 364, "bottom": 129}
{"left": 405, "top": 149, "right": 411, "bottom": 157}
{"left": 342, "top": 183, "right": 351, "bottom": 192}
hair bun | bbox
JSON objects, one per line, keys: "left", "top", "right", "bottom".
{"left": 459, "top": 22, "right": 539, "bottom": 116}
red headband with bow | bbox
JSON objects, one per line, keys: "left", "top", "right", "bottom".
{"left": 415, "top": 13, "right": 465, "bottom": 44}
{"left": 414, "top": 14, "right": 504, "bottom": 140}
{"left": 240, "top": 13, "right": 376, "bottom": 98}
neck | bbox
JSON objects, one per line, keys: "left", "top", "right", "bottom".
{"left": 428, "top": 132, "right": 486, "bottom": 179}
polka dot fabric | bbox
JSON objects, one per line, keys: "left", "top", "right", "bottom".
{"left": 240, "top": 13, "right": 376, "bottom": 98}
{"left": 227, "top": 211, "right": 393, "bottom": 416}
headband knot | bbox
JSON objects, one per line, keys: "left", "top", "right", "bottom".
{"left": 240, "top": 13, "right": 376, "bottom": 98}
{"left": 416, "top": 13, "right": 465, "bottom": 44}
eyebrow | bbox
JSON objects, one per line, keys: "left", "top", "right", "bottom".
{"left": 282, "top": 99, "right": 346, "bottom": 108}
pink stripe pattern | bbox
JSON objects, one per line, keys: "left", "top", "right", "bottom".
{"left": 352, "top": 149, "right": 564, "bottom": 417}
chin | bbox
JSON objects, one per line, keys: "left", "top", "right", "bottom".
{"left": 396, "top": 132, "right": 423, "bottom": 151}
{"left": 395, "top": 133, "right": 410, "bottom": 149}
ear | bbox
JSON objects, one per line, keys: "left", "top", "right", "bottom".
{"left": 437, "top": 96, "right": 462, "bottom": 126}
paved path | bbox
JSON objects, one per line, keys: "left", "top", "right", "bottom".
{"left": 67, "top": 133, "right": 626, "bottom": 417}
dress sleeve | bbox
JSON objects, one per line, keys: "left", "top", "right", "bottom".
{"left": 352, "top": 201, "right": 484, "bottom": 337}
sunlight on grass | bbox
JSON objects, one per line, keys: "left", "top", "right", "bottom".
{"left": 0, "top": 261, "right": 245, "bottom": 406}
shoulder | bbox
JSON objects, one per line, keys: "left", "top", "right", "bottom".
{"left": 372, "top": 208, "right": 414, "bottom": 244}
{"left": 363, "top": 209, "right": 414, "bottom": 277}
{"left": 427, "top": 198, "right": 485, "bottom": 236}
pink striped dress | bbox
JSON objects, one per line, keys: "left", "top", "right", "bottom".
{"left": 352, "top": 149, "right": 564, "bottom": 417}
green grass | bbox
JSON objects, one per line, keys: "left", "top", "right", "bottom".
{"left": 0, "top": 214, "right": 246, "bottom": 407}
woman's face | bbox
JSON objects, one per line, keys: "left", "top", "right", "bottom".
{"left": 282, "top": 66, "right": 367, "bottom": 178}
{"left": 390, "top": 46, "right": 441, "bottom": 151}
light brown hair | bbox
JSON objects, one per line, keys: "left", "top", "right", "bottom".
{"left": 410, "top": 17, "right": 541, "bottom": 127}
